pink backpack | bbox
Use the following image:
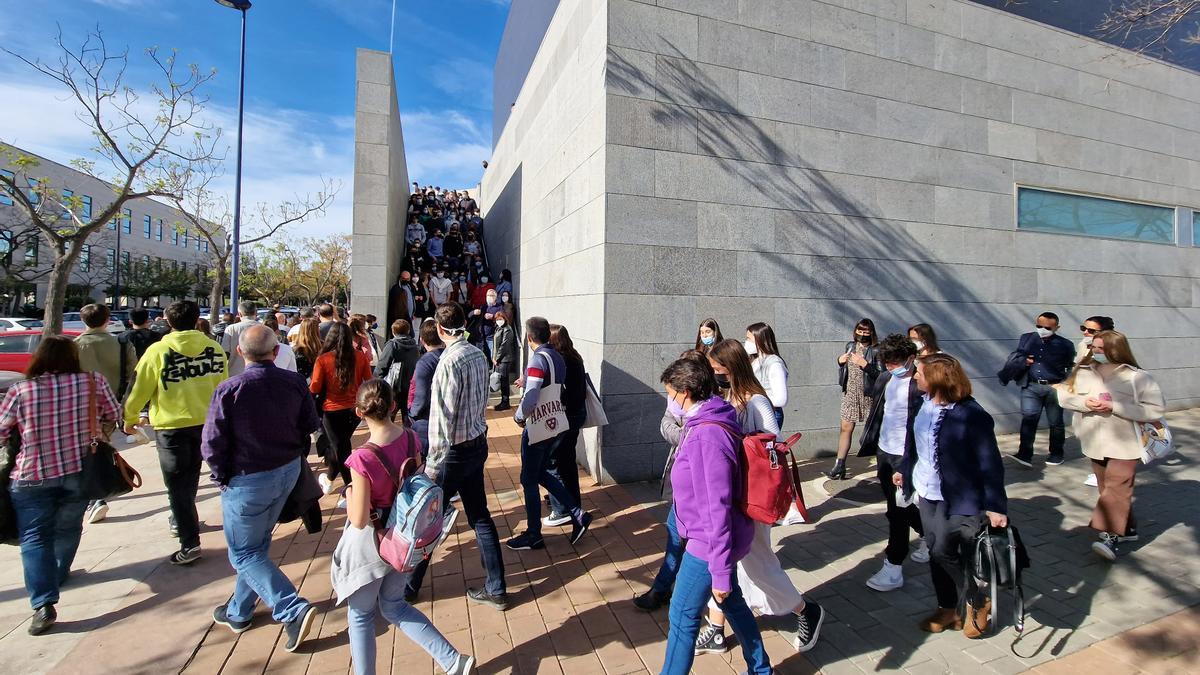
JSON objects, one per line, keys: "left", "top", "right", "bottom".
{"left": 363, "top": 431, "right": 446, "bottom": 573}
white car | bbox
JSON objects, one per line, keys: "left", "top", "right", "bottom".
{"left": 0, "top": 318, "right": 44, "bottom": 332}
{"left": 62, "top": 312, "right": 125, "bottom": 334}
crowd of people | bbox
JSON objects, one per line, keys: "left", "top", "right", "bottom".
{"left": 0, "top": 232, "right": 1168, "bottom": 675}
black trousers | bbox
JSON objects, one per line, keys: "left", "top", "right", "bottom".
{"left": 548, "top": 423, "right": 583, "bottom": 516}
{"left": 495, "top": 361, "right": 512, "bottom": 405}
{"left": 877, "top": 454, "right": 924, "bottom": 565}
{"left": 157, "top": 427, "right": 204, "bottom": 550}
{"left": 322, "top": 408, "right": 361, "bottom": 485}
{"left": 916, "top": 497, "right": 984, "bottom": 611}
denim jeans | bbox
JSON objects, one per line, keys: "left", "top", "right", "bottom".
{"left": 650, "top": 504, "right": 683, "bottom": 594}
{"left": 661, "top": 552, "right": 771, "bottom": 675}
{"left": 158, "top": 426, "right": 204, "bottom": 549}
{"left": 222, "top": 458, "right": 310, "bottom": 624}
{"left": 547, "top": 420, "right": 583, "bottom": 516}
{"left": 10, "top": 472, "right": 89, "bottom": 609}
{"left": 1018, "top": 382, "right": 1065, "bottom": 460}
{"left": 349, "top": 570, "right": 460, "bottom": 675}
{"left": 406, "top": 434, "right": 505, "bottom": 596}
{"left": 520, "top": 430, "right": 578, "bottom": 537}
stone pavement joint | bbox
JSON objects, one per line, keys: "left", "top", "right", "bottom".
{"left": 1, "top": 409, "right": 1198, "bottom": 674}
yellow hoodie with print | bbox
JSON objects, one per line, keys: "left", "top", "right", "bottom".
{"left": 123, "top": 330, "right": 228, "bottom": 429}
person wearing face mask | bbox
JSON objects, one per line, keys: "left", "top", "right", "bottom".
{"left": 473, "top": 289, "right": 504, "bottom": 362}
{"left": 464, "top": 233, "right": 481, "bottom": 257}
{"left": 829, "top": 319, "right": 881, "bottom": 479}
{"left": 405, "top": 214, "right": 426, "bottom": 248}
{"left": 694, "top": 318, "right": 723, "bottom": 354}
{"left": 908, "top": 323, "right": 941, "bottom": 357}
{"left": 443, "top": 226, "right": 464, "bottom": 269}
{"left": 470, "top": 272, "right": 496, "bottom": 309}
{"left": 495, "top": 269, "right": 513, "bottom": 299}
{"left": 491, "top": 311, "right": 517, "bottom": 411}
{"left": 429, "top": 267, "right": 453, "bottom": 306}
{"left": 426, "top": 229, "right": 445, "bottom": 261}
{"left": 857, "top": 335, "right": 930, "bottom": 593}
{"left": 745, "top": 323, "right": 788, "bottom": 429}
{"left": 1010, "top": 312, "right": 1076, "bottom": 468}
{"left": 1075, "top": 316, "right": 1115, "bottom": 487}
{"left": 499, "top": 291, "right": 517, "bottom": 338}
{"left": 1056, "top": 331, "right": 1163, "bottom": 562}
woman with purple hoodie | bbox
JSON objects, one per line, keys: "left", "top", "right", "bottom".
{"left": 659, "top": 357, "right": 773, "bottom": 675}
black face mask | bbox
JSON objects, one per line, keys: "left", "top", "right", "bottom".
{"left": 856, "top": 334, "right": 872, "bottom": 344}
{"left": 714, "top": 374, "right": 731, "bottom": 389}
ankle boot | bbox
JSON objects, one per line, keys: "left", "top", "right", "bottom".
{"left": 918, "top": 607, "right": 963, "bottom": 633}
{"left": 963, "top": 598, "right": 992, "bottom": 639}
{"left": 825, "top": 458, "right": 847, "bottom": 480}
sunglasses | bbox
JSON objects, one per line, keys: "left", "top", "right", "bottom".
{"left": 1080, "top": 326, "right": 1099, "bottom": 334}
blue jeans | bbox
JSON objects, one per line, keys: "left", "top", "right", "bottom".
{"left": 10, "top": 472, "right": 89, "bottom": 610}
{"left": 348, "top": 570, "right": 460, "bottom": 675}
{"left": 650, "top": 505, "right": 683, "bottom": 594}
{"left": 222, "top": 458, "right": 310, "bottom": 624}
{"left": 773, "top": 407, "right": 784, "bottom": 429}
{"left": 1018, "top": 382, "right": 1065, "bottom": 459}
{"left": 520, "top": 430, "right": 578, "bottom": 537}
{"left": 661, "top": 552, "right": 771, "bottom": 675}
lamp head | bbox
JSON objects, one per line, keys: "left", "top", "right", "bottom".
{"left": 215, "top": 0, "right": 252, "bottom": 9}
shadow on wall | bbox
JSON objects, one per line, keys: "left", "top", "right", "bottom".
{"left": 599, "top": 41, "right": 1023, "bottom": 478}
{"left": 482, "top": 164, "right": 524, "bottom": 306}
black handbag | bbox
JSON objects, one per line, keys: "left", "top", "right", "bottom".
{"left": 80, "top": 378, "right": 142, "bottom": 501}
{"left": 278, "top": 456, "right": 324, "bottom": 531}
{"left": 0, "top": 430, "right": 20, "bottom": 545}
{"left": 971, "top": 524, "right": 1031, "bottom": 635}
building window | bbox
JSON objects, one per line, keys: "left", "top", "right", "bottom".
{"left": 106, "top": 248, "right": 116, "bottom": 270}
{"left": 24, "top": 237, "right": 37, "bottom": 265}
{"left": 141, "top": 254, "right": 150, "bottom": 268}
{"left": 0, "top": 170, "right": 13, "bottom": 206}
{"left": 156, "top": 219, "right": 163, "bottom": 241}
{"left": 181, "top": 229, "right": 188, "bottom": 248}
{"left": 171, "top": 228, "right": 179, "bottom": 246}
{"left": 80, "top": 244, "right": 91, "bottom": 272}
{"left": 122, "top": 251, "right": 131, "bottom": 268}
{"left": 121, "top": 208, "right": 132, "bottom": 234}
{"left": 181, "top": 262, "right": 188, "bottom": 274}
{"left": 1017, "top": 187, "right": 1175, "bottom": 244}
{"left": 0, "top": 230, "right": 12, "bottom": 264}
{"left": 1193, "top": 211, "right": 1199, "bottom": 247}
{"left": 27, "top": 178, "right": 40, "bottom": 205}
{"left": 202, "top": 241, "right": 209, "bottom": 253}
{"left": 143, "top": 215, "right": 151, "bottom": 238}
{"left": 196, "top": 234, "right": 202, "bottom": 251}
{"left": 61, "top": 189, "right": 73, "bottom": 220}
{"left": 82, "top": 195, "right": 92, "bottom": 219}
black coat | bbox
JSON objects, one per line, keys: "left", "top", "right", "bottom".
{"left": 375, "top": 335, "right": 421, "bottom": 406}
{"left": 493, "top": 325, "right": 518, "bottom": 365}
{"left": 897, "top": 397, "right": 1007, "bottom": 517}
{"left": 857, "top": 369, "right": 923, "bottom": 457}
{"left": 838, "top": 341, "right": 881, "bottom": 395}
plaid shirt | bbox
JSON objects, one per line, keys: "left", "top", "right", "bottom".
{"left": 427, "top": 338, "right": 489, "bottom": 474}
{"left": 0, "top": 372, "right": 121, "bottom": 482}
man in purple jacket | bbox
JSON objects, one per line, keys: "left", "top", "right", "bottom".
{"left": 659, "top": 357, "right": 772, "bottom": 675}
{"left": 201, "top": 325, "right": 321, "bottom": 653}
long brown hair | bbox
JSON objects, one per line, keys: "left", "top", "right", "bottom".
{"left": 746, "top": 322, "right": 783, "bottom": 361}
{"left": 549, "top": 324, "right": 582, "bottom": 365}
{"left": 1066, "top": 330, "right": 1140, "bottom": 392}
{"left": 321, "top": 322, "right": 358, "bottom": 388}
{"left": 708, "top": 339, "right": 767, "bottom": 412}
{"left": 291, "top": 317, "right": 321, "bottom": 361}
{"left": 694, "top": 318, "right": 723, "bottom": 353}
{"left": 26, "top": 335, "right": 82, "bottom": 379}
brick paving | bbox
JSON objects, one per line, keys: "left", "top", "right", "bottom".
{"left": 0, "top": 407, "right": 1197, "bottom": 674}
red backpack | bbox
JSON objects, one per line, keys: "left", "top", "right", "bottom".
{"left": 703, "top": 423, "right": 810, "bottom": 525}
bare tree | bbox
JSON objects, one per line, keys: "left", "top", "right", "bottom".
{"left": 0, "top": 29, "right": 219, "bottom": 334}
{"left": 1097, "top": 0, "right": 1200, "bottom": 53}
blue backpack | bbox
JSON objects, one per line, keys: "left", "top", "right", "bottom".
{"left": 363, "top": 432, "right": 446, "bottom": 573}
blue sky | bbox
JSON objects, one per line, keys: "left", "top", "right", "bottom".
{"left": 0, "top": 0, "right": 511, "bottom": 236}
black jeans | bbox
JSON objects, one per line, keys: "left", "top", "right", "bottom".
{"left": 547, "top": 422, "right": 583, "bottom": 517}
{"left": 917, "top": 497, "right": 984, "bottom": 610}
{"left": 406, "top": 434, "right": 506, "bottom": 597}
{"left": 877, "top": 454, "right": 924, "bottom": 565}
{"left": 323, "top": 408, "right": 361, "bottom": 485}
{"left": 157, "top": 427, "right": 204, "bottom": 550}
{"left": 495, "top": 361, "right": 512, "bottom": 406}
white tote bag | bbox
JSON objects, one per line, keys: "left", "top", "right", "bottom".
{"left": 525, "top": 357, "right": 569, "bottom": 444}
{"left": 582, "top": 373, "right": 608, "bottom": 428}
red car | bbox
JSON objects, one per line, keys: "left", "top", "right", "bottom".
{"left": 0, "top": 329, "right": 83, "bottom": 375}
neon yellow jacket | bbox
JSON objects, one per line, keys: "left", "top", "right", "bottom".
{"left": 123, "top": 330, "right": 228, "bottom": 429}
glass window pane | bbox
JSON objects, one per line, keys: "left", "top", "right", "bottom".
{"left": 1017, "top": 187, "right": 1175, "bottom": 244}
{"left": 0, "top": 170, "right": 13, "bottom": 206}
{"left": 1193, "top": 211, "right": 1198, "bottom": 247}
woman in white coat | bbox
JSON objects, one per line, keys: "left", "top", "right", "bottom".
{"left": 745, "top": 322, "right": 788, "bottom": 428}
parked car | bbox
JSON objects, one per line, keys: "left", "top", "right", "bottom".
{"left": 0, "top": 318, "right": 44, "bottom": 332}
{"left": 62, "top": 312, "right": 124, "bottom": 334}
{"left": 0, "top": 329, "right": 83, "bottom": 373}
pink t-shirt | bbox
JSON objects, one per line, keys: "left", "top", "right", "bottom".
{"left": 345, "top": 430, "right": 420, "bottom": 509}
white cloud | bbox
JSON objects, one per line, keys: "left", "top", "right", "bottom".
{"left": 400, "top": 109, "right": 489, "bottom": 188}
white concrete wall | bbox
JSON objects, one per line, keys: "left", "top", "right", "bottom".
{"left": 481, "top": 0, "right": 609, "bottom": 480}
{"left": 351, "top": 49, "right": 409, "bottom": 323}
{"left": 599, "top": 0, "right": 1200, "bottom": 478}
{"left": 492, "top": 0, "right": 562, "bottom": 148}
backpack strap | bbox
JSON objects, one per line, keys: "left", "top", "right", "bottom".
{"left": 1008, "top": 527, "right": 1025, "bottom": 635}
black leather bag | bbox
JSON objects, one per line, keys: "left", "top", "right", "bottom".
{"left": 278, "top": 457, "right": 324, "bottom": 532}
{"left": 971, "top": 524, "right": 1031, "bottom": 635}
{"left": 0, "top": 431, "right": 20, "bottom": 545}
{"left": 80, "top": 378, "right": 141, "bottom": 501}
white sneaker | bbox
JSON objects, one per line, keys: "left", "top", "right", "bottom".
{"left": 1084, "top": 473, "right": 1098, "bottom": 487}
{"left": 866, "top": 561, "right": 904, "bottom": 592}
{"left": 910, "top": 539, "right": 930, "bottom": 563}
{"left": 318, "top": 474, "right": 333, "bottom": 495}
{"left": 87, "top": 500, "right": 109, "bottom": 524}
{"left": 777, "top": 503, "right": 806, "bottom": 526}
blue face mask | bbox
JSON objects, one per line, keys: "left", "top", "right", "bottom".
{"left": 700, "top": 335, "right": 715, "bottom": 346}
{"left": 889, "top": 364, "right": 908, "bottom": 377}
{"left": 1092, "top": 352, "right": 1108, "bottom": 364}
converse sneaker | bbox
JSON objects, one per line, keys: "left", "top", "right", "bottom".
{"left": 910, "top": 539, "right": 930, "bottom": 563}
{"left": 793, "top": 601, "right": 825, "bottom": 652}
{"left": 1092, "top": 532, "right": 1119, "bottom": 561}
{"left": 541, "top": 511, "right": 572, "bottom": 527}
{"left": 866, "top": 561, "right": 904, "bottom": 592}
{"left": 505, "top": 531, "right": 545, "bottom": 551}
{"left": 1122, "top": 526, "right": 1139, "bottom": 542}
{"left": 87, "top": 500, "right": 109, "bottom": 524}
{"left": 693, "top": 622, "right": 727, "bottom": 654}
{"left": 169, "top": 546, "right": 201, "bottom": 566}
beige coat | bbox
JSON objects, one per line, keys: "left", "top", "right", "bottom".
{"left": 1056, "top": 364, "right": 1165, "bottom": 461}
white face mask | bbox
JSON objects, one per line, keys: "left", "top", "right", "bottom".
{"left": 913, "top": 340, "right": 925, "bottom": 352}
{"left": 1081, "top": 335, "right": 1093, "bottom": 346}
{"left": 743, "top": 339, "right": 758, "bottom": 356}
{"left": 1036, "top": 327, "right": 1055, "bottom": 339}
{"left": 496, "top": 320, "right": 505, "bottom": 327}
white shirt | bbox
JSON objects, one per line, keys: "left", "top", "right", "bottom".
{"left": 913, "top": 396, "right": 955, "bottom": 502}
{"left": 221, "top": 319, "right": 260, "bottom": 376}
{"left": 751, "top": 354, "right": 789, "bottom": 409}
{"left": 287, "top": 323, "right": 302, "bottom": 338}
{"left": 274, "top": 342, "right": 297, "bottom": 372}
{"left": 879, "top": 374, "right": 911, "bottom": 456}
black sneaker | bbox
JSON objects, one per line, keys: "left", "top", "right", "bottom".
{"left": 694, "top": 622, "right": 727, "bottom": 654}
{"left": 1010, "top": 454, "right": 1033, "bottom": 468}
{"left": 505, "top": 531, "right": 545, "bottom": 551}
{"left": 1092, "top": 532, "right": 1119, "bottom": 561}
{"left": 493, "top": 403, "right": 511, "bottom": 412}
{"left": 633, "top": 588, "right": 670, "bottom": 612}
{"left": 569, "top": 512, "right": 593, "bottom": 545}
{"left": 169, "top": 546, "right": 201, "bottom": 566}
{"left": 466, "top": 587, "right": 509, "bottom": 611}
{"left": 213, "top": 604, "right": 252, "bottom": 634}
{"left": 1046, "top": 454, "right": 1065, "bottom": 466}
{"left": 1123, "top": 526, "right": 1139, "bottom": 542}
{"left": 28, "top": 604, "right": 56, "bottom": 636}
{"left": 284, "top": 605, "right": 318, "bottom": 652}
{"left": 793, "top": 600, "right": 825, "bottom": 653}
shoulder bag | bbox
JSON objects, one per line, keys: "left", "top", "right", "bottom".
{"left": 582, "top": 373, "right": 608, "bottom": 429}
{"left": 525, "top": 356, "right": 569, "bottom": 444}
{"left": 1134, "top": 418, "right": 1174, "bottom": 463}
{"left": 80, "top": 376, "right": 142, "bottom": 501}
{"left": 971, "top": 524, "right": 1031, "bottom": 636}
{"left": 0, "top": 430, "right": 20, "bottom": 545}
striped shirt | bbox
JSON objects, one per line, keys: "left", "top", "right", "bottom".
{"left": 427, "top": 338, "right": 489, "bottom": 474}
{"left": 0, "top": 372, "right": 122, "bottom": 481}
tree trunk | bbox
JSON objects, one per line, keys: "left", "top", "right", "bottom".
{"left": 208, "top": 262, "right": 228, "bottom": 324}
{"left": 42, "top": 245, "right": 84, "bottom": 336}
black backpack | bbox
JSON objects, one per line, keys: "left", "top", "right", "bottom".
{"left": 971, "top": 524, "right": 1031, "bottom": 636}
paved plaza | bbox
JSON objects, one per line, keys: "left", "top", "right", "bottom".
{"left": 0, "top": 408, "right": 1197, "bottom": 674}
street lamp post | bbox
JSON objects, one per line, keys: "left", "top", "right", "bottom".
{"left": 113, "top": 217, "right": 122, "bottom": 309}
{"left": 214, "top": 0, "right": 251, "bottom": 312}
